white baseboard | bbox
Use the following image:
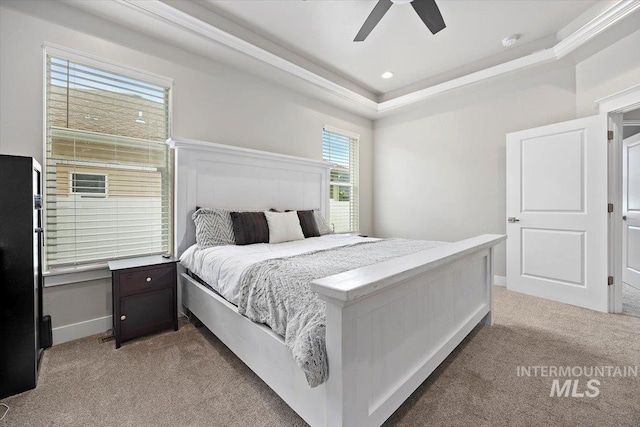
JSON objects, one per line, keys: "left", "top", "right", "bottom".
{"left": 494, "top": 275, "right": 506, "bottom": 287}
{"left": 52, "top": 315, "right": 112, "bottom": 345}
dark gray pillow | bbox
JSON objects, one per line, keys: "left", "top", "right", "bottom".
{"left": 297, "top": 210, "right": 320, "bottom": 238}
{"left": 230, "top": 211, "right": 269, "bottom": 245}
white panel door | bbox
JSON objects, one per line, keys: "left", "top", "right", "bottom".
{"left": 506, "top": 115, "right": 609, "bottom": 312}
{"left": 623, "top": 132, "right": 640, "bottom": 289}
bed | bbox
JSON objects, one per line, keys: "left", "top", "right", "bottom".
{"left": 169, "top": 137, "right": 506, "bottom": 427}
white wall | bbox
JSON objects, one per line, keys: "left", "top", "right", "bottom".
{"left": 576, "top": 29, "right": 640, "bottom": 117}
{"left": 0, "top": 2, "right": 373, "bottom": 341}
{"left": 373, "top": 65, "right": 578, "bottom": 277}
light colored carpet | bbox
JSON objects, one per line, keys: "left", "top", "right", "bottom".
{"left": 2, "top": 287, "right": 639, "bottom": 427}
{"left": 623, "top": 282, "right": 640, "bottom": 318}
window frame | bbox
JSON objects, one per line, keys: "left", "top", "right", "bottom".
{"left": 322, "top": 125, "right": 360, "bottom": 234}
{"left": 43, "top": 43, "right": 174, "bottom": 275}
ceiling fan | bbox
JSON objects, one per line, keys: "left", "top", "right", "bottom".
{"left": 354, "top": 0, "right": 446, "bottom": 42}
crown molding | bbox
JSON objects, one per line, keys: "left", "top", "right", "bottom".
{"left": 117, "top": 0, "right": 639, "bottom": 117}
{"left": 553, "top": 0, "right": 640, "bottom": 58}
{"left": 117, "top": 0, "right": 378, "bottom": 113}
{"left": 377, "top": 48, "right": 557, "bottom": 113}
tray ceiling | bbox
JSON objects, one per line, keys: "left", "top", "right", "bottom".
{"left": 200, "top": 0, "right": 604, "bottom": 95}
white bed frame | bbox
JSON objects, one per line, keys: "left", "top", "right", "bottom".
{"left": 170, "top": 137, "right": 506, "bottom": 427}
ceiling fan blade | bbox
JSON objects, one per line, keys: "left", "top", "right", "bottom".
{"left": 411, "top": 0, "right": 446, "bottom": 35}
{"left": 354, "top": 0, "right": 393, "bottom": 42}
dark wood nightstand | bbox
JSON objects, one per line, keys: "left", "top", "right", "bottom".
{"left": 108, "top": 255, "right": 179, "bottom": 349}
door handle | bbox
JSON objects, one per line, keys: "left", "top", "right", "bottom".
{"left": 508, "top": 217, "right": 520, "bottom": 223}
{"left": 623, "top": 215, "right": 627, "bottom": 221}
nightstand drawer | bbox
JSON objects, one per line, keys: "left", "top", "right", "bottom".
{"left": 118, "top": 264, "right": 175, "bottom": 297}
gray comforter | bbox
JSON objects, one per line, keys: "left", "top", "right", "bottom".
{"left": 237, "top": 238, "right": 446, "bottom": 387}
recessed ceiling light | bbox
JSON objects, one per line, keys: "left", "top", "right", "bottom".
{"left": 381, "top": 71, "right": 394, "bottom": 79}
{"left": 502, "top": 34, "right": 519, "bottom": 47}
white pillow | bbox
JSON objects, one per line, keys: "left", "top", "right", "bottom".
{"left": 264, "top": 211, "right": 305, "bottom": 244}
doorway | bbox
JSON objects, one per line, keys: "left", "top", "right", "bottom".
{"left": 504, "top": 85, "right": 640, "bottom": 314}
{"left": 621, "top": 109, "right": 640, "bottom": 318}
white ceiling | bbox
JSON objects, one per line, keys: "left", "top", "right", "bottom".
{"left": 199, "top": 0, "right": 605, "bottom": 96}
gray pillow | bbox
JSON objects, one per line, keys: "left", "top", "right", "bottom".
{"left": 192, "top": 207, "right": 235, "bottom": 248}
{"left": 314, "top": 210, "right": 334, "bottom": 235}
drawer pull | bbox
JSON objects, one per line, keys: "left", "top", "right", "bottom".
{"left": 121, "top": 315, "right": 126, "bottom": 321}
{"left": 146, "top": 277, "right": 152, "bottom": 282}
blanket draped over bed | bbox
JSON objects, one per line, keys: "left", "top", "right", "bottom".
{"left": 237, "top": 238, "right": 447, "bottom": 387}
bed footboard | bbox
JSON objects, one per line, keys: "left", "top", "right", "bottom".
{"left": 311, "top": 234, "right": 506, "bottom": 427}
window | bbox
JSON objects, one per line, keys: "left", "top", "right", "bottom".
{"left": 45, "top": 49, "right": 172, "bottom": 269}
{"left": 322, "top": 126, "right": 359, "bottom": 233}
{"left": 70, "top": 173, "right": 107, "bottom": 196}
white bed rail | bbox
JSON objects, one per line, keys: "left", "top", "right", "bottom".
{"left": 312, "top": 234, "right": 505, "bottom": 427}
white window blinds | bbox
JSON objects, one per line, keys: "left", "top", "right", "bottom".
{"left": 45, "top": 54, "right": 172, "bottom": 269}
{"left": 322, "top": 127, "right": 359, "bottom": 233}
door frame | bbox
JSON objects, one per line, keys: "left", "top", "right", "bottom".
{"left": 597, "top": 84, "right": 640, "bottom": 313}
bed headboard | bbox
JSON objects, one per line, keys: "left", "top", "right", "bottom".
{"left": 168, "top": 138, "right": 332, "bottom": 256}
